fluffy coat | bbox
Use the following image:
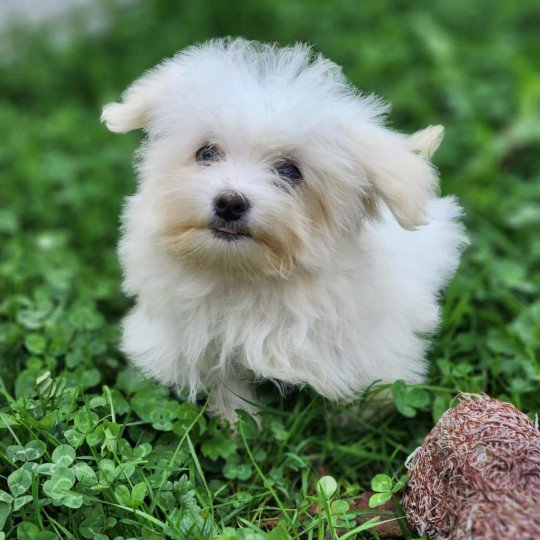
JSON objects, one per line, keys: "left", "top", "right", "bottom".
{"left": 102, "top": 39, "right": 468, "bottom": 422}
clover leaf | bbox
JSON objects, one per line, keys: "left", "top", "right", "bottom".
{"left": 369, "top": 473, "right": 408, "bottom": 508}
{"left": 7, "top": 440, "right": 46, "bottom": 463}
{"left": 7, "top": 469, "right": 32, "bottom": 497}
{"left": 392, "top": 379, "right": 430, "bottom": 417}
{"left": 318, "top": 476, "right": 337, "bottom": 498}
{"left": 51, "top": 445, "right": 75, "bottom": 467}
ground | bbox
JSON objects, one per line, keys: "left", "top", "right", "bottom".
{"left": 0, "top": 1, "right": 539, "bottom": 538}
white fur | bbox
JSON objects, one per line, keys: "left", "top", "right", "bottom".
{"left": 102, "top": 39, "right": 468, "bottom": 423}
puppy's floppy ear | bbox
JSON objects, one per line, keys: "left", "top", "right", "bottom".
{"left": 358, "top": 124, "right": 442, "bottom": 230}
{"left": 101, "top": 60, "right": 179, "bottom": 133}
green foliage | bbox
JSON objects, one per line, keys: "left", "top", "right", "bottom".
{"left": 391, "top": 381, "right": 430, "bottom": 418}
{"left": 368, "top": 474, "right": 407, "bottom": 508}
{"left": 314, "top": 474, "right": 397, "bottom": 537}
{"left": 1, "top": 0, "right": 540, "bottom": 538}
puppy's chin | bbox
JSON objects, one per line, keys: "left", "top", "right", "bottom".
{"left": 158, "top": 226, "right": 302, "bottom": 279}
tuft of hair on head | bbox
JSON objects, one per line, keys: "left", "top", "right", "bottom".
{"left": 99, "top": 37, "right": 351, "bottom": 135}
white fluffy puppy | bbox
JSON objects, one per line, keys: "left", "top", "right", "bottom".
{"left": 102, "top": 38, "right": 467, "bottom": 423}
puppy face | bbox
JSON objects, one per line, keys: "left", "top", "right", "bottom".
{"left": 103, "top": 39, "right": 441, "bottom": 278}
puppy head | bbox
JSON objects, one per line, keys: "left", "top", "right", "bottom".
{"left": 103, "top": 39, "right": 442, "bottom": 278}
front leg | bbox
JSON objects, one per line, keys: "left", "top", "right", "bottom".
{"left": 207, "top": 372, "right": 260, "bottom": 426}
{"left": 122, "top": 306, "right": 260, "bottom": 424}
{"left": 121, "top": 305, "right": 188, "bottom": 390}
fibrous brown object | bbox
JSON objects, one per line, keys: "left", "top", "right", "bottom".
{"left": 402, "top": 394, "right": 540, "bottom": 539}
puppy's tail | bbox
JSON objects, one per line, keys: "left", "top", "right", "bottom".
{"left": 408, "top": 125, "right": 444, "bottom": 159}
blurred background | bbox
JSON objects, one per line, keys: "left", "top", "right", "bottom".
{"left": 2, "top": 0, "right": 539, "bottom": 246}
{"left": 2, "top": 0, "right": 540, "bottom": 441}
{"left": 2, "top": 0, "right": 540, "bottom": 433}
{"left": 1, "top": 1, "right": 539, "bottom": 536}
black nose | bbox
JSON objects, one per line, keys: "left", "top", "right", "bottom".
{"left": 213, "top": 191, "right": 250, "bottom": 221}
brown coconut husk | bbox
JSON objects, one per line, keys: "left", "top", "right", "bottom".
{"left": 402, "top": 393, "right": 540, "bottom": 539}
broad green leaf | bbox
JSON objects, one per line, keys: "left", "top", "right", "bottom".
{"left": 116, "top": 368, "right": 148, "bottom": 395}
{"left": 43, "top": 467, "right": 76, "bottom": 499}
{"left": 392, "top": 380, "right": 417, "bottom": 417}
{"left": 318, "top": 476, "right": 337, "bottom": 498}
{"left": 36, "top": 463, "right": 56, "bottom": 475}
{"left": 79, "top": 515, "right": 104, "bottom": 539}
{"left": 407, "top": 388, "right": 430, "bottom": 408}
{"left": 368, "top": 492, "right": 392, "bottom": 508}
{"left": 64, "top": 429, "right": 85, "bottom": 448}
{"left": 432, "top": 394, "right": 451, "bottom": 423}
{"left": 6, "top": 446, "right": 26, "bottom": 463}
{"left": 68, "top": 305, "right": 104, "bottom": 330}
{"left": 13, "top": 495, "right": 33, "bottom": 511}
{"left": 98, "top": 459, "right": 119, "bottom": 483}
{"left": 89, "top": 396, "right": 107, "bottom": 409}
{"left": 132, "top": 442, "right": 152, "bottom": 459}
{"left": 173, "top": 403, "right": 206, "bottom": 436}
{"left": 8, "top": 469, "right": 32, "bottom": 497}
{"left": 73, "top": 463, "right": 98, "bottom": 486}
{"left": 0, "top": 323, "right": 19, "bottom": 345}
{"left": 131, "top": 387, "right": 170, "bottom": 423}
{"left": 223, "top": 461, "right": 252, "bottom": 481}
{"left": 269, "top": 419, "right": 288, "bottom": 442}
{"left": 201, "top": 433, "right": 236, "bottom": 461}
{"left": 0, "top": 412, "right": 17, "bottom": 429}
{"left": 61, "top": 491, "right": 83, "bottom": 509}
{"left": 114, "top": 485, "right": 130, "bottom": 506}
{"left": 85, "top": 432, "right": 101, "bottom": 447}
{"left": 235, "top": 409, "right": 259, "bottom": 439}
{"left": 23, "top": 440, "right": 46, "bottom": 461}
{"left": 109, "top": 390, "right": 130, "bottom": 416}
{"left": 371, "top": 474, "right": 392, "bottom": 493}
{"left": 52, "top": 445, "right": 75, "bottom": 467}
{"left": 17, "top": 521, "right": 38, "bottom": 540}
{"left": 331, "top": 499, "right": 349, "bottom": 513}
{"left": 0, "top": 503, "right": 11, "bottom": 530}
{"left": 38, "top": 410, "right": 58, "bottom": 431}
{"left": 118, "top": 462, "right": 135, "bottom": 480}
{"left": 0, "top": 490, "right": 13, "bottom": 504}
{"left": 131, "top": 482, "right": 147, "bottom": 503}
{"left": 80, "top": 368, "right": 101, "bottom": 390}
{"left": 94, "top": 422, "right": 121, "bottom": 454}
{"left": 73, "top": 409, "right": 99, "bottom": 432}
{"left": 392, "top": 475, "right": 408, "bottom": 493}
{"left": 24, "top": 334, "right": 47, "bottom": 355}
{"left": 21, "top": 462, "right": 38, "bottom": 474}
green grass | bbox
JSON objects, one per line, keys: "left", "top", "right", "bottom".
{"left": 1, "top": 1, "right": 540, "bottom": 538}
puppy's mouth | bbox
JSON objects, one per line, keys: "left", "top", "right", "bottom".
{"left": 210, "top": 224, "right": 252, "bottom": 242}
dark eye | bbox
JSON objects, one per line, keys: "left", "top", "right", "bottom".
{"left": 196, "top": 144, "right": 221, "bottom": 163}
{"left": 276, "top": 162, "right": 302, "bottom": 184}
